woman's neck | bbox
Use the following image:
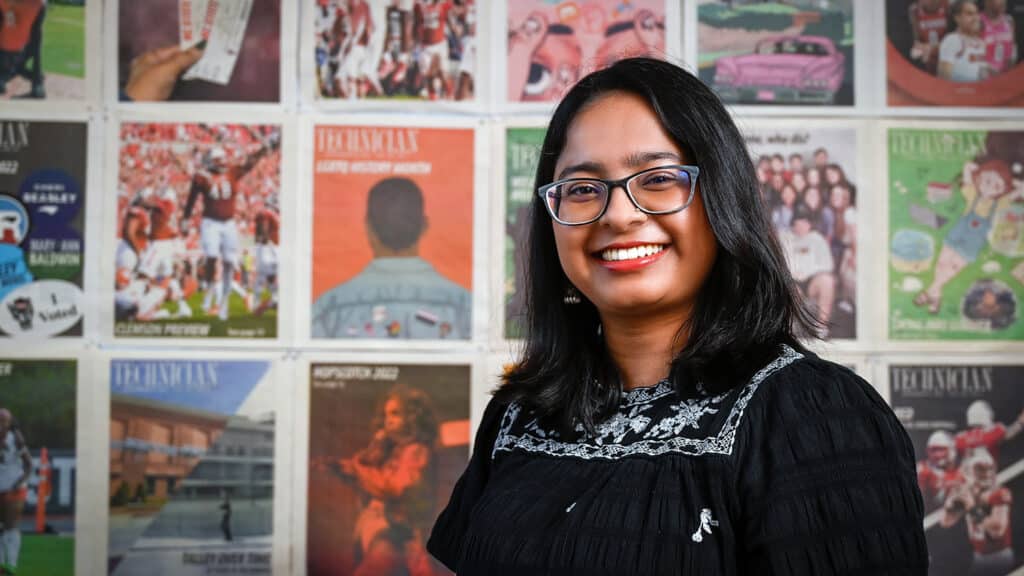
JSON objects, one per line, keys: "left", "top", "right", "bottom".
{"left": 601, "top": 311, "right": 688, "bottom": 391}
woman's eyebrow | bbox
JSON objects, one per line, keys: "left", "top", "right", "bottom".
{"left": 556, "top": 152, "right": 682, "bottom": 180}
{"left": 556, "top": 160, "right": 604, "bottom": 180}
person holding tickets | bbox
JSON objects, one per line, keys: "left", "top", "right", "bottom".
{"left": 427, "top": 58, "right": 927, "bottom": 575}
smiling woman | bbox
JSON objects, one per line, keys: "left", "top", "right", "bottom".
{"left": 427, "top": 58, "right": 928, "bottom": 575}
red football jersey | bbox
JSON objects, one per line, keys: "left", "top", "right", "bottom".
{"left": 0, "top": 0, "right": 43, "bottom": 52}
{"left": 417, "top": 1, "right": 451, "bottom": 46}
{"left": 145, "top": 194, "right": 179, "bottom": 240}
{"left": 917, "top": 461, "right": 965, "bottom": 510}
{"left": 956, "top": 424, "right": 1007, "bottom": 463}
{"left": 255, "top": 208, "right": 280, "bottom": 245}
{"left": 187, "top": 170, "right": 243, "bottom": 222}
{"left": 967, "top": 487, "right": 1012, "bottom": 555}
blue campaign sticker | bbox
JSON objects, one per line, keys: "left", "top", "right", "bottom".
{"left": 0, "top": 243, "right": 34, "bottom": 300}
{"left": 18, "top": 170, "right": 82, "bottom": 236}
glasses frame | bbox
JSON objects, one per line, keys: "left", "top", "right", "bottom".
{"left": 537, "top": 164, "right": 701, "bottom": 226}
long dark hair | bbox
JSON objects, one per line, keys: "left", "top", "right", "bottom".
{"left": 497, "top": 57, "right": 819, "bottom": 434}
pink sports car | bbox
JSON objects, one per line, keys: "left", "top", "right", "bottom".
{"left": 712, "top": 35, "right": 846, "bottom": 104}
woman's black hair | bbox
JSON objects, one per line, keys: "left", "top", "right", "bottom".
{"left": 497, "top": 57, "right": 819, "bottom": 434}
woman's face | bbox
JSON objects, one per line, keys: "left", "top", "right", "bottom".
{"left": 825, "top": 166, "right": 842, "bottom": 185}
{"left": 804, "top": 186, "right": 822, "bottom": 209}
{"left": 550, "top": 91, "right": 718, "bottom": 320}
{"left": 781, "top": 185, "right": 797, "bottom": 205}
{"left": 807, "top": 168, "right": 821, "bottom": 186}
{"left": 384, "top": 397, "right": 405, "bottom": 435}
{"left": 791, "top": 172, "right": 807, "bottom": 192}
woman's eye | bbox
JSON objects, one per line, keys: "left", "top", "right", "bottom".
{"left": 640, "top": 172, "right": 678, "bottom": 188}
{"left": 565, "top": 184, "right": 601, "bottom": 198}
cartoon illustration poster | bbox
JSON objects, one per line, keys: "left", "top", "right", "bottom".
{"left": 506, "top": 0, "right": 665, "bottom": 103}
{"left": 697, "top": 0, "right": 855, "bottom": 106}
{"left": 504, "top": 126, "right": 543, "bottom": 339}
{"left": 314, "top": 0, "right": 477, "bottom": 102}
{"left": 307, "top": 362, "right": 469, "bottom": 576}
{"left": 890, "top": 363, "right": 1024, "bottom": 575}
{"left": 0, "top": 359, "right": 76, "bottom": 576}
{"left": 118, "top": 0, "right": 281, "bottom": 102}
{"left": 114, "top": 122, "right": 282, "bottom": 339}
{"left": 310, "top": 124, "right": 474, "bottom": 340}
{"left": 1, "top": 0, "right": 86, "bottom": 100}
{"left": 745, "top": 126, "right": 858, "bottom": 339}
{"left": 0, "top": 120, "right": 86, "bottom": 340}
{"left": 887, "top": 0, "right": 1024, "bottom": 107}
{"left": 888, "top": 128, "right": 1024, "bottom": 340}
{"left": 109, "top": 358, "right": 276, "bottom": 575}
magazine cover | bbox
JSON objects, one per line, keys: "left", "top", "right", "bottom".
{"left": 0, "top": 120, "right": 87, "bottom": 340}
{"left": 314, "top": 0, "right": 477, "bottom": 102}
{"left": 117, "top": 0, "right": 281, "bottom": 102}
{"left": 108, "top": 358, "right": 276, "bottom": 576}
{"left": 310, "top": 123, "right": 474, "bottom": 341}
{"left": 886, "top": 0, "right": 1024, "bottom": 107}
{"left": 888, "top": 127, "right": 1024, "bottom": 340}
{"left": 1, "top": 0, "right": 86, "bottom": 100}
{"left": 113, "top": 121, "right": 282, "bottom": 339}
{"left": 697, "top": 0, "right": 855, "bottom": 106}
{"left": 504, "top": 126, "right": 543, "bottom": 339}
{"left": 745, "top": 125, "right": 858, "bottom": 339}
{"left": 0, "top": 358, "right": 76, "bottom": 576}
{"left": 890, "top": 363, "right": 1024, "bottom": 575}
{"left": 506, "top": 0, "right": 665, "bottom": 103}
{"left": 306, "top": 362, "right": 470, "bottom": 576}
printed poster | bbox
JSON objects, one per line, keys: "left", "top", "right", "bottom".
{"left": 306, "top": 362, "right": 469, "bottom": 576}
{"left": 114, "top": 122, "right": 282, "bottom": 339}
{"left": 506, "top": 0, "right": 666, "bottom": 103}
{"left": 0, "top": 359, "right": 77, "bottom": 576}
{"left": 887, "top": 0, "right": 1024, "bottom": 107}
{"left": 891, "top": 363, "right": 1024, "bottom": 575}
{"left": 310, "top": 124, "right": 473, "bottom": 340}
{"left": 888, "top": 128, "right": 1024, "bottom": 340}
{"left": 0, "top": 120, "right": 86, "bottom": 339}
{"left": 697, "top": 0, "right": 855, "bottom": 106}
{"left": 315, "top": 0, "right": 477, "bottom": 101}
{"left": 109, "top": 358, "right": 276, "bottom": 576}
{"left": 745, "top": 126, "right": 858, "bottom": 339}
{"left": 0, "top": 0, "right": 86, "bottom": 100}
{"left": 504, "top": 127, "right": 544, "bottom": 339}
{"left": 118, "top": 0, "right": 280, "bottom": 102}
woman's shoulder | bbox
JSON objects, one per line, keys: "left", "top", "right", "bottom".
{"left": 750, "top": 348, "right": 888, "bottom": 417}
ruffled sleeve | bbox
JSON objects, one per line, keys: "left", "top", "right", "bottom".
{"left": 732, "top": 357, "right": 928, "bottom": 575}
{"left": 427, "top": 395, "right": 508, "bottom": 572}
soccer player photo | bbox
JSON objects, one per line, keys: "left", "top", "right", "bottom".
{"left": 890, "top": 362, "right": 1024, "bottom": 575}
{"left": 113, "top": 121, "right": 282, "bottom": 339}
{"left": 108, "top": 357, "right": 277, "bottom": 576}
{"left": 0, "top": 358, "right": 77, "bottom": 576}
{"left": 306, "top": 362, "right": 469, "bottom": 576}
{"left": 697, "top": 0, "right": 856, "bottom": 106}
{"left": 0, "top": 119, "right": 87, "bottom": 340}
{"left": 118, "top": 0, "right": 281, "bottom": 102}
{"left": 888, "top": 127, "right": 1024, "bottom": 340}
{"left": 314, "top": 0, "right": 477, "bottom": 101}
{"left": 310, "top": 123, "right": 474, "bottom": 341}
{"left": 506, "top": 0, "right": 665, "bottom": 103}
{"left": 0, "top": 0, "right": 86, "bottom": 100}
{"left": 887, "top": 0, "right": 1024, "bottom": 107}
{"left": 504, "top": 126, "right": 544, "bottom": 340}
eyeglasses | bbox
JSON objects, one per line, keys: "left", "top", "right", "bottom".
{"left": 537, "top": 165, "right": 700, "bottom": 226}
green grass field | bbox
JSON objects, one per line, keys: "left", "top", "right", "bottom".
{"left": 116, "top": 291, "right": 278, "bottom": 338}
{"left": 16, "top": 534, "right": 74, "bottom": 576}
{"left": 41, "top": 4, "right": 85, "bottom": 78}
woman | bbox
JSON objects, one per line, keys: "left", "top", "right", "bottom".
{"left": 0, "top": 408, "right": 31, "bottom": 574}
{"left": 428, "top": 58, "right": 926, "bottom": 574}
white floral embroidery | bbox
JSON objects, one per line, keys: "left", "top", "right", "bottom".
{"left": 642, "top": 395, "right": 722, "bottom": 440}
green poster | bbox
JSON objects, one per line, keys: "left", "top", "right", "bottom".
{"left": 505, "top": 127, "right": 545, "bottom": 339}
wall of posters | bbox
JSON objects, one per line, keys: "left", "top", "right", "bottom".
{"left": 310, "top": 123, "right": 474, "bottom": 341}
{"left": 306, "top": 361, "right": 469, "bottom": 576}
{"left": 886, "top": 0, "right": 1024, "bottom": 107}
{"left": 1, "top": 0, "right": 87, "bottom": 101}
{"left": 890, "top": 362, "right": 1024, "bottom": 575}
{"left": 0, "top": 120, "right": 87, "bottom": 340}
{"left": 888, "top": 127, "right": 1024, "bottom": 340}
{"left": 745, "top": 124, "right": 859, "bottom": 339}
{"left": 0, "top": 358, "right": 76, "bottom": 576}
{"left": 698, "top": 0, "right": 855, "bottom": 106}
{"left": 506, "top": 0, "right": 666, "bottom": 103}
{"left": 113, "top": 121, "right": 282, "bottom": 339}
{"left": 117, "top": 0, "right": 281, "bottom": 102}
{"left": 108, "top": 358, "right": 276, "bottom": 576}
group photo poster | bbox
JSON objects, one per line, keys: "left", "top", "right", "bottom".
{"left": 304, "top": 360, "right": 471, "bottom": 576}
{"left": 505, "top": 0, "right": 669, "bottom": 104}
{"left": 112, "top": 0, "right": 284, "bottom": 103}
{"left": 887, "top": 0, "right": 1024, "bottom": 107}
{"left": 888, "top": 360, "right": 1024, "bottom": 575}
{"left": 107, "top": 117, "right": 288, "bottom": 341}
{"left": 743, "top": 121, "right": 861, "bottom": 341}
{"left": 308, "top": 119, "right": 479, "bottom": 343}
{"left": 0, "top": 358, "right": 77, "bottom": 576}
{"left": 0, "top": 118, "right": 88, "bottom": 341}
{"left": 1, "top": 0, "right": 92, "bottom": 101}
{"left": 887, "top": 125, "right": 1024, "bottom": 341}
{"left": 696, "top": 0, "right": 855, "bottom": 107}
{"left": 107, "top": 356, "right": 284, "bottom": 576}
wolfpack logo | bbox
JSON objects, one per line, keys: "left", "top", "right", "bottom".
{"left": 0, "top": 195, "right": 30, "bottom": 245}
{"left": 691, "top": 508, "right": 719, "bottom": 543}
{"left": 7, "top": 297, "right": 33, "bottom": 330}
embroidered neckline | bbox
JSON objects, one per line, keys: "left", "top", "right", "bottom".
{"left": 621, "top": 379, "right": 674, "bottom": 406}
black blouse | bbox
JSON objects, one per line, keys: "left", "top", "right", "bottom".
{"left": 428, "top": 346, "right": 928, "bottom": 575}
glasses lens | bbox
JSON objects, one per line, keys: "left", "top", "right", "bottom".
{"left": 547, "top": 180, "right": 607, "bottom": 224}
{"left": 629, "top": 168, "right": 692, "bottom": 212}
